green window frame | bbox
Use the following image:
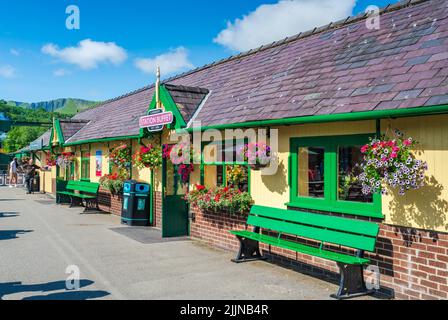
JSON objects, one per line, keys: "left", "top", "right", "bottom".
{"left": 200, "top": 139, "right": 251, "bottom": 193}
{"left": 288, "top": 134, "right": 382, "bottom": 218}
{"left": 80, "top": 149, "right": 91, "bottom": 181}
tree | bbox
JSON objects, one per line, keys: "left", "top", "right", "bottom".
{"left": 0, "top": 100, "right": 65, "bottom": 153}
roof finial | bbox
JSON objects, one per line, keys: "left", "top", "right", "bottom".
{"left": 156, "top": 66, "right": 162, "bottom": 109}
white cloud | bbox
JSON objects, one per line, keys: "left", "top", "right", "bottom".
{"left": 10, "top": 49, "right": 20, "bottom": 56}
{"left": 53, "top": 68, "right": 71, "bottom": 77}
{"left": 41, "top": 39, "right": 127, "bottom": 70}
{"left": 214, "top": 0, "right": 356, "bottom": 52}
{"left": 0, "top": 65, "right": 16, "bottom": 78}
{"left": 135, "top": 47, "right": 193, "bottom": 75}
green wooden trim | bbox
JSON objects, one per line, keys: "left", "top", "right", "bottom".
{"left": 147, "top": 85, "right": 187, "bottom": 129}
{"left": 186, "top": 104, "right": 448, "bottom": 132}
{"left": 150, "top": 169, "right": 154, "bottom": 225}
{"left": 55, "top": 119, "right": 65, "bottom": 145}
{"left": 129, "top": 139, "right": 133, "bottom": 179}
{"left": 289, "top": 134, "right": 383, "bottom": 219}
{"left": 49, "top": 126, "right": 54, "bottom": 146}
{"left": 63, "top": 134, "right": 141, "bottom": 147}
{"left": 80, "top": 146, "right": 91, "bottom": 181}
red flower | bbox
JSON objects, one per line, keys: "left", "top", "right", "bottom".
{"left": 196, "top": 184, "right": 206, "bottom": 191}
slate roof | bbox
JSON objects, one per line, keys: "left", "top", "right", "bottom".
{"left": 18, "top": 129, "right": 52, "bottom": 153}
{"left": 68, "top": 0, "right": 448, "bottom": 143}
{"left": 164, "top": 84, "right": 209, "bottom": 123}
{"left": 59, "top": 119, "right": 89, "bottom": 141}
{"left": 68, "top": 87, "right": 154, "bottom": 143}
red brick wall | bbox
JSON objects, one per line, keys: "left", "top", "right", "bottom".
{"left": 154, "top": 191, "right": 162, "bottom": 228}
{"left": 98, "top": 187, "right": 123, "bottom": 216}
{"left": 189, "top": 207, "right": 448, "bottom": 300}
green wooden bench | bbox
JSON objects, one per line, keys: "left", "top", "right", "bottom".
{"left": 57, "top": 180, "right": 100, "bottom": 213}
{"left": 229, "top": 205, "right": 380, "bottom": 300}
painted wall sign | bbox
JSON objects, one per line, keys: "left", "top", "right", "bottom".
{"left": 139, "top": 109, "right": 173, "bottom": 132}
{"left": 95, "top": 150, "right": 102, "bottom": 177}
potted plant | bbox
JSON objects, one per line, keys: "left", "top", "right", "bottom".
{"left": 358, "top": 132, "right": 428, "bottom": 196}
{"left": 239, "top": 142, "right": 274, "bottom": 170}
{"left": 99, "top": 172, "right": 126, "bottom": 195}
{"left": 133, "top": 144, "right": 162, "bottom": 169}
{"left": 185, "top": 184, "right": 254, "bottom": 214}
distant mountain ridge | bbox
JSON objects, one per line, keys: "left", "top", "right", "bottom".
{"left": 7, "top": 98, "right": 98, "bottom": 115}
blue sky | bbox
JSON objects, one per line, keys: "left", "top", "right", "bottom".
{"left": 0, "top": 0, "right": 398, "bottom": 103}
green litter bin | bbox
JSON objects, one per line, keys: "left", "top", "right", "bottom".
{"left": 121, "top": 181, "right": 151, "bottom": 226}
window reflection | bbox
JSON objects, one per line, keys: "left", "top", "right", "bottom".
{"left": 338, "top": 146, "right": 373, "bottom": 203}
{"left": 298, "top": 147, "right": 324, "bottom": 198}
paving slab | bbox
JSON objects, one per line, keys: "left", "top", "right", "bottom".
{"left": 0, "top": 187, "right": 376, "bottom": 300}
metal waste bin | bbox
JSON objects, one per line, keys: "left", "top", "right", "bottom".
{"left": 31, "top": 174, "right": 40, "bottom": 193}
{"left": 121, "top": 181, "right": 151, "bottom": 226}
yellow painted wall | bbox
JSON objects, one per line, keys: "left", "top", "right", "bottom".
{"left": 381, "top": 115, "right": 448, "bottom": 232}
{"left": 250, "top": 121, "right": 376, "bottom": 209}
{"left": 35, "top": 151, "right": 56, "bottom": 193}
{"left": 131, "top": 139, "right": 152, "bottom": 184}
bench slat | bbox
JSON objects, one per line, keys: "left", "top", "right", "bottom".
{"left": 231, "top": 230, "right": 369, "bottom": 265}
{"left": 247, "top": 215, "right": 377, "bottom": 252}
{"left": 66, "top": 181, "right": 100, "bottom": 194}
{"left": 251, "top": 205, "right": 379, "bottom": 237}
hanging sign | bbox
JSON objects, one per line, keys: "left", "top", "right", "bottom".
{"left": 139, "top": 109, "right": 173, "bottom": 132}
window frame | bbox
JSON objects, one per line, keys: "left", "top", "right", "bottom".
{"left": 80, "top": 145, "right": 91, "bottom": 182}
{"left": 288, "top": 134, "right": 382, "bottom": 218}
{"left": 200, "top": 139, "right": 251, "bottom": 193}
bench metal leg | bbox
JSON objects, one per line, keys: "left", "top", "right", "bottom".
{"left": 330, "top": 263, "right": 375, "bottom": 300}
{"left": 69, "top": 196, "right": 83, "bottom": 209}
{"left": 82, "top": 198, "right": 99, "bottom": 213}
{"left": 231, "top": 236, "right": 266, "bottom": 263}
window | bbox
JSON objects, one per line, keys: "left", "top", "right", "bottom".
{"left": 289, "top": 134, "right": 381, "bottom": 218}
{"left": 201, "top": 139, "right": 250, "bottom": 192}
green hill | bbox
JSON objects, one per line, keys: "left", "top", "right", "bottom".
{"left": 0, "top": 100, "right": 70, "bottom": 153}
{"left": 6, "top": 98, "right": 98, "bottom": 115}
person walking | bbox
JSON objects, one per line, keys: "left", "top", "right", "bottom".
{"left": 20, "top": 158, "right": 40, "bottom": 194}
{"left": 8, "top": 157, "right": 18, "bottom": 188}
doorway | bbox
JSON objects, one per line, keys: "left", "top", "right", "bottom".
{"left": 162, "top": 156, "right": 189, "bottom": 238}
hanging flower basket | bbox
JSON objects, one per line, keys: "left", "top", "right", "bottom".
{"left": 109, "top": 144, "right": 132, "bottom": 170}
{"left": 358, "top": 132, "right": 428, "bottom": 196}
{"left": 57, "top": 152, "right": 76, "bottom": 169}
{"left": 44, "top": 152, "right": 57, "bottom": 168}
{"left": 163, "top": 142, "right": 199, "bottom": 184}
{"left": 238, "top": 142, "right": 275, "bottom": 170}
{"left": 133, "top": 144, "right": 162, "bottom": 170}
